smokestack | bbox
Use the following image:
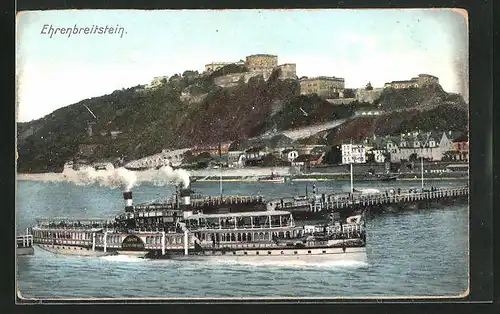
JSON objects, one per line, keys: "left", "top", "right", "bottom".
{"left": 180, "top": 186, "right": 191, "bottom": 206}
{"left": 123, "top": 191, "right": 133, "bottom": 212}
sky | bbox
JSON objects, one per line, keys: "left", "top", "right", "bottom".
{"left": 16, "top": 9, "right": 468, "bottom": 122}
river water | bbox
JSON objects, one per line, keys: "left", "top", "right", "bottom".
{"left": 16, "top": 179, "right": 468, "bottom": 300}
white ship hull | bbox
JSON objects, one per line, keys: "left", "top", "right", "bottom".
{"left": 17, "top": 247, "right": 35, "bottom": 256}
{"left": 36, "top": 244, "right": 114, "bottom": 257}
{"left": 167, "top": 246, "right": 366, "bottom": 263}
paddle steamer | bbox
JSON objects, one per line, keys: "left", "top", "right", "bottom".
{"left": 29, "top": 185, "right": 366, "bottom": 261}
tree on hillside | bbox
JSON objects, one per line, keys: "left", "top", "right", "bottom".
{"left": 366, "top": 151, "right": 376, "bottom": 163}
{"left": 182, "top": 70, "right": 199, "bottom": 78}
{"left": 210, "top": 64, "right": 249, "bottom": 78}
{"left": 365, "top": 82, "right": 373, "bottom": 90}
{"left": 323, "top": 146, "right": 342, "bottom": 165}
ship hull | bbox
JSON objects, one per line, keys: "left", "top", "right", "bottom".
{"left": 35, "top": 244, "right": 115, "bottom": 257}
{"left": 258, "top": 178, "right": 285, "bottom": 183}
{"left": 152, "top": 246, "right": 366, "bottom": 263}
{"left": 17, "top": 247, "right": 34, "bottom": 256}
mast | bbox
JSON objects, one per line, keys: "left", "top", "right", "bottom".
{"left": 420, "top": 132, "right": 430, "bottom": 190}
{"left": 219, "top": 142, "right": 223, "bottom": 200}
{"left": 421, "top": 154, "right": 424, "bottom": 190}
{"left": 350, "top": 139, "right": 354, "bottom": 194}
{"left": 350, "top": 162, "right": 354, "bottom": 194}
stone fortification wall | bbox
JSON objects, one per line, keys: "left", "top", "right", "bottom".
{"left": 213, "top": 64, "right": 296, "bottom": 88}
{"left": 213, "top": 72, "right": 265, "bottom": 88}
{"left": 278, "top": 64, "right": 297, "bottom": 80}
{"left": 245, "top": 54, "right": 278, "bottom": 71}
{"left": 326, "top": 98, "right": 356, "bottom": 105}
{"left": 355, "top": 88, "right": 383, "bottom": 104}
{"left": 416, "top": 74, "right": 439, "bottom": 86}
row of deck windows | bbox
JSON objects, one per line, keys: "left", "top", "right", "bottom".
{"left": 187, "top": 215, "right": 292, "bottom": 229}
{"left": 144, "top": 236, "right": 183, "bottom": 245}
{"left": 33, "top": 230, "right": 91, "bottom": 240}
{"left": 208, "top": 250, "right": 327, "bottom": 255}
{"left": 196, "top": 230, "right": 303, "bottom": 242}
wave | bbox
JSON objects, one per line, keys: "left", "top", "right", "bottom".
{"left": 100, "top": 255, "right": 144, "bottom": 263}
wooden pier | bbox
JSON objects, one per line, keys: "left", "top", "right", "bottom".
{"left": 281, "top": 186, "right": 469, "bottom": 218}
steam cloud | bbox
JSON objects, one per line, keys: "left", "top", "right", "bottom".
{"left": 61, "top": 166, "right": 138, "bottom": 191}
{"left": 60, "top": 165, "right": 190, "bottom": 190}
{"left": 154, "top": 166, "right": 189, "bottom": 188}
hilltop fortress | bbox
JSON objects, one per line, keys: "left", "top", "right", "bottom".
{"left": 147, "top": 53, "right": 441, "bottom": 105}
{"left": 205, "top": 54, "right": 297, "bottom": 88}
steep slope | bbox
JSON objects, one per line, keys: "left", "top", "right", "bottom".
{"left": 17, "top": 71, "right": 468, "bottom": 173}
{"left": 17, "top": 70, "right": 355, "bottom": 173}
{"left": 377, "top": 84, "right": 467, "bottom": 111}
{"left": 325, "top": 105, "right": 468, "bottom": 145}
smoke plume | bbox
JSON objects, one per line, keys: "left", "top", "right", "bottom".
{"left": 60, "top": 164, "right": 190, "bottom": 189}
{"left": 61, "top": 166, "right": 138, "bottom": 191}
{"left": 157, "top": 165, "right": 190, "bottom": 188}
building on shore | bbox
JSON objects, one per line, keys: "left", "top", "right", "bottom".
{"left": 383, "top": 74, "right": 439, "bottom": 89}
{"left": 299, "top": 76, "right": 345, "bottom": 99}
{"left": 369, "top": 131, "right": 461, "bottom": 162}
{"left": 190, "top": 143, "right": 232, "bottom": 157}
{"left": 451, "top": 135, "right": 469, "bottom": 161}
{"left": 227, "top": 150, "right": 246, "bottom": 168}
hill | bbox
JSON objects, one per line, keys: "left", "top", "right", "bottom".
{"left": 17, "top": 68, "right": 354, "bottom": 173}
{"left": 297, "top": 85, "right": 468, "bottom": 145}
{"left": 377, "top": 84, "right": 467, "bottom": 111}
{"left": 325, "top": 104, "right": 468, "bottom": 145}
{"left": 17, "top": 71, "right": 467, "bottom": 173}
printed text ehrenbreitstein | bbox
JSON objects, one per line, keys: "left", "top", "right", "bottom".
{"left": 40, "top": 24, "right": 126, "bottom": 38}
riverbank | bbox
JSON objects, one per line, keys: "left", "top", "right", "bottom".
{"left": 17, "top": 171, "right": 468, "bottom": 183}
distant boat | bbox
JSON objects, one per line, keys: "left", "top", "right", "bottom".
{"left": 380, "top": 175, "right": 398, "bottom": 181}
{"left": 364, "top": 171, "right": 399, "bottom": 182}
{"left": 258, "top": 172, "right": 285, "bottom": 183}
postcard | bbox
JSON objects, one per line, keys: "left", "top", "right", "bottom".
{"left": 16, "top": 9, "right": 469, "bottom": 302}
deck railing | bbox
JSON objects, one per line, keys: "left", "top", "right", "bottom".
{"left": 17, "top": 235, "right": 33, "bottom": 248}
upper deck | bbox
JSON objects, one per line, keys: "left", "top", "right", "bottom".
{"left": 184, "top": 210, "right": 295, "bottom": 230}
{"left": 133, "top": 195, "right": 265, "bottom": 211}
{"left": 190, "top": 195, "right": 265, "bottom": 208}
{"left": 33, "top": 218, "right": 115, "bottom": 231}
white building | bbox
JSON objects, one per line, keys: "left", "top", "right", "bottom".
{"left": 341, "top": 144, "right": 366, "bottom": 164}
{"left": 125, "top": 148, "right": 190, "bottom": 169}
{"left": 384, "top": 131, "right": 459, "bottom": 162}
{"left": 281, "top": 149, "right": 299, "bottom": 162}
{"left": 372, "top": 149, "right": 386, "bottom": 163}
{"left": 227, "top": 151, "right": 246, "bottom": 167}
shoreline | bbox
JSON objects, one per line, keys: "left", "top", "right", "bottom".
{"left": 17, "top": 172, "right": 468, "bottom": 183}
